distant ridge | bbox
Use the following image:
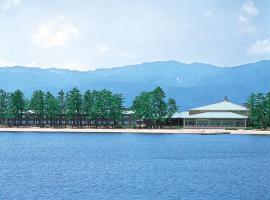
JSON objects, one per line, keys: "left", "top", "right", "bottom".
{"left": 0, "top": 60, "right": 269, "bottom": 110}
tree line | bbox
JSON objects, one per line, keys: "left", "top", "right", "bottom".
{"left": 132, "top": 87, "right": 177, "bottom": 128}
{"left": 0, "top": 88, "right": 124, "bottom": 127}
{"left": 247, "top": 92, "right": 270, "bottom": 129}
{"left": 0, "top": 86, "right": 178, "bottom": 128}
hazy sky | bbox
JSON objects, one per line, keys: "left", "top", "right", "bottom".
{"left": 0, "top": 0, "right": 269, "bottom": 70}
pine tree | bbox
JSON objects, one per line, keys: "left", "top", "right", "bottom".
{"left": 167, "top": 98, "right": 178, "bottom": 128}
{"left": 45, "top": 92, "right": 60, "bottom": 126}
{"left": 66, "top": 88, "right": 82, "bottom": 127}
{"left": 83, "top": 90, "right": 94, "bottom": 119}
{"left": 9, "top": 90, "right": 25, "bottom": 126}
{"left": 247, "top": 92, "right": 270, "bottom": 129}
{"left": 0, "top": 90, "right": 8, "bottom": 126}
{"left": 151, "top": 87, "right": 167, "bottom": 127}
{"left": 30, "top": 90, "right": 45, "bottom": 127}
{"left": 132, "top": 86, "right": 177, "bottom": 128}
{"left": 109, "top": 93, "right": 124, "bottom": 128}
{"left": 57, "top": 90, "right": 66, "bottom": 127}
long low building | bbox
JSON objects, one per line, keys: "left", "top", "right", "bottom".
{"left": 172, "top": 98, "right": 249, "bottom": 128}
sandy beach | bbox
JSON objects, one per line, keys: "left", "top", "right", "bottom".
{"left": 0, "top": 127, "right": 269, "bottom": 135}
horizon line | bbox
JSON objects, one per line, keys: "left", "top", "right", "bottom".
{"left": 0, "top": 59, "right": 269, "bottom": 72}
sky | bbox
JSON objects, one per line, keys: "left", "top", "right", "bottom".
{"left": 0, "top": 0, "right": 269, "bottom": 71}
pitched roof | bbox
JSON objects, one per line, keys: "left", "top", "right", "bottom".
{"left": 183, "top": 112, "right": 248, "bottom": 119}
{"left": 172, "top": 112, "right": 189, "bottom": 118}
{"left": 190, "top": 100, "right": 248, "bottom": 111}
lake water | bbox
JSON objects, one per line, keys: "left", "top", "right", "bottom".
{"left": 0, "top": 132, "right": 269, "bottom": 200}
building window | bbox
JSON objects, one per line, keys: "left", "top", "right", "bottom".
{"left": 197, "top": 119, "right": 208, "bottom": 126}
{"left": 222, "top": 120, "right": 235, "bottom": 127}
{"left": 185, "top": 119, "right": 196, "bottom": 126}
{"left": 209, "top": 119, "right": 222, "bottom": 127}
{"left": 235, "top": 119, "right": 245, "bottom": 127}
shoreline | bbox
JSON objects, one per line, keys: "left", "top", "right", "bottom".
{"left": 0, "top": 127, "right": 269, "bottom": 135}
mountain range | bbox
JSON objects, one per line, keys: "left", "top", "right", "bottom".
{"left": 0, "top": 60, "right": 269, "bottom": 110}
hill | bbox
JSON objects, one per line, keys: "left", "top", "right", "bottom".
{"left": 0, "top": 60, "right": 269, "bottom": 110}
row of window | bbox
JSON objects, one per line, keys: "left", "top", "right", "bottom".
{"left": 185, "top": 119, "right": 246, "bottom": 127}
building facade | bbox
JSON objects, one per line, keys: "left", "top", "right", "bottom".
{"left": 173, "top": 98, "right": 249, "bottom": 128}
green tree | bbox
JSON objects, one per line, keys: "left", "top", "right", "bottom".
{"left": 151, "top": 87, "right": 167, "bottom": 127}
{"left": 57, "top": 90, "right": 66, "bottom": 127}
{"left": 96, "top": 90, "right": 112, "bottom": 127}
{"left": 9, "top": 90, "right": 25, "bottom": 126}
{"left": 109, "top": 93, "right": 124, "bottom": 127}
{"left": 83, "top": 90, "right": 94, "bottom": 127}
{"left": 45, "top": 92, "right": 60, "bottom": 126}
{"left": 90, "top": 90, "right": 100, "bottom": 127}
{"left": 266, "top": 92, "right": 270, "bottom": 127}
{"left": 83, "top": 90, "right": 94, "bottom": 119}
{"left": 247, "top": 92, "right": 270, "bottom": 129}
{"left": 66, "top": 87, "right": 82, "bottom": 127}
{"left": 131, "top": 91, "right": 152, "bottom": 128}
{"left": 247, "top": 93, "right": 257, "bottom": 127}
{"left": 132, "top": 86, "right": 178, "bottom": 128}
{"left": 0, "top": 90, "right": 8, "bottom": 125}
{"left": 30, "top": 90, "right": 45, "bottom": 127}
{"left": 167, "top": 98, "right": 178, "bottom": 128}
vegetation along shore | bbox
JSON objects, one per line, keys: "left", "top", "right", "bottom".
{"left": 0, "top": 87, "right": 177, "bottom": 128}
{"left": 0, "top": 86, "right": 270, "bottom": 131}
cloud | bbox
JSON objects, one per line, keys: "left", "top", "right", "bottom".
{"left": 238, "top": 15, "right": 248, "bottom": 25}
{"left": 0, "top": 57, "right": 16, "bottom": 67}
{"left": 0, "top": 0, "right": 21, "bottom": 11}
{"left": 96, "top": 43, "right": 112, "bottom": 57}
{"left": 237, "top": 14, "right": 256, "bottom": 33}
{"left": 241, "top": 0, "right": 259, "bottom": 16}
{"left": 25, "top": 61, "right": 37, "bottom": 67}
{"left": 95, "top": 43, "right": 134, "bottom": 59}
{"left": 32, "top": 15, "right": 79, "bottom": 48}
{"left": 248, "top": 39, "right": 270, "bottom": 55}
{"left": 237, "top": 1, "right": 259, "bottom": 34}
{"left": 203, "top": 11, "right": 214, "bottom": 20}
{"left": 56, "top": 61, "right": 90, "bottom": 71}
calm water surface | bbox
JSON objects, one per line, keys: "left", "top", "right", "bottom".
{"left": 0, "top": 132, "right": 269, "bottom": 200}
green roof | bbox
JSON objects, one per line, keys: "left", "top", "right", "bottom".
{"left": 172, "top": 112, "right": 189, "bottom": 118}
{"left": 173, "top": 111, "right": 248, "bottom": 119}
{"left": 184, "top": 112, "right": 247, "bottom": 119}
{"left": 190, "top": 100, "right": 248, "bottom": 111}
